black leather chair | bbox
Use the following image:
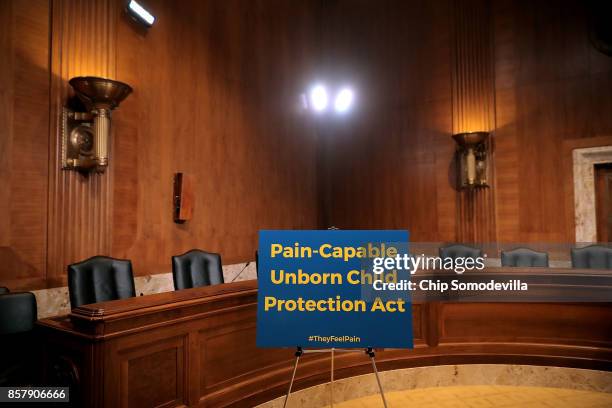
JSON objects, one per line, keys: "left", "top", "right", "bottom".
{"left": 571, "top": 245, "right": 612, "bottom": 269}
{"left": 68, "top": 256, "right": 136, "bottom": 308}
{"left": 0, "top": 287, "right": 8, "bottom": 294}
{"left": 501, "top": 248, "right": 549, "bottom": 267}
{"left": 172, "top": 249, "right": 224, "bottom": 290}
{"left": 439, "top": 244, "right": 483, "bottom": 261}
{"left": 0, "top": 292, "right": 37, "bottom": 385}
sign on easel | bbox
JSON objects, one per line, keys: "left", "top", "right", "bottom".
{"left": 256, "top": 230, "right": 413, "bottom": 349}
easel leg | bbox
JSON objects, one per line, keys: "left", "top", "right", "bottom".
{"left": 330, "top": 348, "right": 335, "bottom": 408}
{"left": 284, "top": 348, "right": 387, "bottom": 408}
{"left": 283, "top": 347, "right": 303, "bottom": 408}
{"left": 366, "top": 348, "right": 388, "bottom": 408}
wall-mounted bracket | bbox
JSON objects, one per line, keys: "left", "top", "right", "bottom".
{"left": 61, "top": 107, "right": 96, "bottom": 171}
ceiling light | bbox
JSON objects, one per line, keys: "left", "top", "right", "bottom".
{"left": 309, "top": 84, "right": 329, "bottom": 112}
{"left": 334, "top": 88, "right": 354, "bottom": 113}
{"left": 127, "top": 0, "right": 155, "bottom": 27}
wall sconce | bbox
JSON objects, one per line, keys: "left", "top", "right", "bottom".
{"left": 61, "top": 76, "right": 132, "bottom": 173}
{"left": 452, "top": 131, "right": 490, "bottom": 188}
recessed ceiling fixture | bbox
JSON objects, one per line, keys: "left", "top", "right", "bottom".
{"left": 334, "top": 88, "right": 354, "bottom": 113}
{"left": 127, "top": 0, "right": 155, "bottom": 27}
{"left": 309, "top": 84, "right": 329, "bottom": 112}
{"left": 306, "top": 83, "right": 355, "bottom": 115}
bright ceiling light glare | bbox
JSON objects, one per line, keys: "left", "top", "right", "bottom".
{"left": 309, "top": 84, "right": 329, "bottom": 112}
{"left": 334, "top": 88, "right": 354, "bottom": 113}
{"left": 128, "top": 0, "right": 155, "bottom": 27}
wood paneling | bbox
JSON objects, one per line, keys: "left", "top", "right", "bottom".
{"left": 0, "top": 0, "right": 49, "bottom": 290}
{"left": 111, "top": 0, "right": 320, "bottom": 277}
{"left": 452, "top": 0, "right": 497, "bottom": 242}
{"left": 0, "top": 0, "right": 320, "bottom": 290}
{"left": 46, "top": 0, "right": 118, "bottom": 287}
{"left": 122, "top": 336, "right": 187, "bottom": 407}
{"left": 3, "top": 0, "right": 612, "bottom": 290}
{"left": 324, "top": 0, "right": 457, "bottom": 241}
{"left": 492, "top": 0, "right": 612, "bottom": 243}
{"left": 38, "top": 274, "right": 612, "bottom": 407}
{"left": 439, "top": 302, "right": 612, "bottom": 345}
{"left": 325, "top": 0, "right": 612, "bottom": 244}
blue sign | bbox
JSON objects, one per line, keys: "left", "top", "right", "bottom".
{"left": 256, "top": 230, "right": 413, "bottom": 348}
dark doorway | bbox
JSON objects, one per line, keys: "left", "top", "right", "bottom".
{"left": 595, "top": 163, "right": 612, "bottom": 242}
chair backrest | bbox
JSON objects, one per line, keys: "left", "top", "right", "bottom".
{"left": 172, "top": 250, "right": 224, "bottom": 290}
{"left": 0, "top": 292, "right": 37, "bottom": 335}
{"left": 501, "top": 247, "right": 549, "bottom": 267}
{"left": 68, "top": 256, "right": 136, "bottom": 308}
{"left": 571, "top": 245, "right": 612, "bottom": 269}
{"left": 0, "top": 287, "right": 9, "bottom": 295}
{"left": 439, "top": 244, "right": 483, "bottom": 261}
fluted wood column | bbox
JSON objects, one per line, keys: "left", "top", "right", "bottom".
{"left": 47, "top": 0, "right": 118, "bottom": 285}
{"left": 451, "top": 0, "right": 497, "bottom": 243}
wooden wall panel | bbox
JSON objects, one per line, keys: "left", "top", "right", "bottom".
{"left": 439, "top": 303, "right": 612, "bottom": 345}
{"left": 3, "top": 0, "right": 612, "bottom": 290}
{"left": 325, "top": 0, "right": 612, "bottom": 244}
{"left": 1, "top": 0, "right": 320, "bottom": 290}
{"left": 325, "top": 0, "right": 457, "bottom": 241}
{"left": 0, "top": 0, "right": 49, "bottom": 290}
{"left": 111, "top": 0, "right": 320, "bottom": 276}
{"left": 46, "top": 0, "right": 118, "bottom": 286}
{"left": 492, "top": 0, "right": 612, "bottom": 243}
{"left": 452, "top": 0, "right": 497, "bottom": 242}
{"left": 122, "top": 336, "right": 187, "bottom": 407}
{"left": 451, "top": 0, "right": 496, "bottom": 134}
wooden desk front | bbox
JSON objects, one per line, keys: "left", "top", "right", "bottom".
{"left": 38, "top": 269, "right": 612, "bottom": 407}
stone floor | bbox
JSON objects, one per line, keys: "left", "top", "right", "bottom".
{"left": 323, "top": 385, "right": 612, "bottom": 408}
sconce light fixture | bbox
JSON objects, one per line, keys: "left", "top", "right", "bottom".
{"left": 452, "top": 131, "right": 491, "bottom": 188}
{"left": 61, "top": 77, "right": 132, "bottom": 173}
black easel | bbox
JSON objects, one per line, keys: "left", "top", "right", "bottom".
{"left": 282, "top": 347, "right": 388, "bottom": 408}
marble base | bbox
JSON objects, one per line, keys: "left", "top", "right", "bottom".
{"left": 32, "top": 261, "right": 258, "bottom": 318}
{"left": 256, "top": 364, "right": 612, "bottom": 408}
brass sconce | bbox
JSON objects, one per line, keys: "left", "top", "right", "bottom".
{"left": 61, "top": 76, "right": 132, "bottom": 173}
{"left": 452, "top": 131, "right": 490, "bottom": 188}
